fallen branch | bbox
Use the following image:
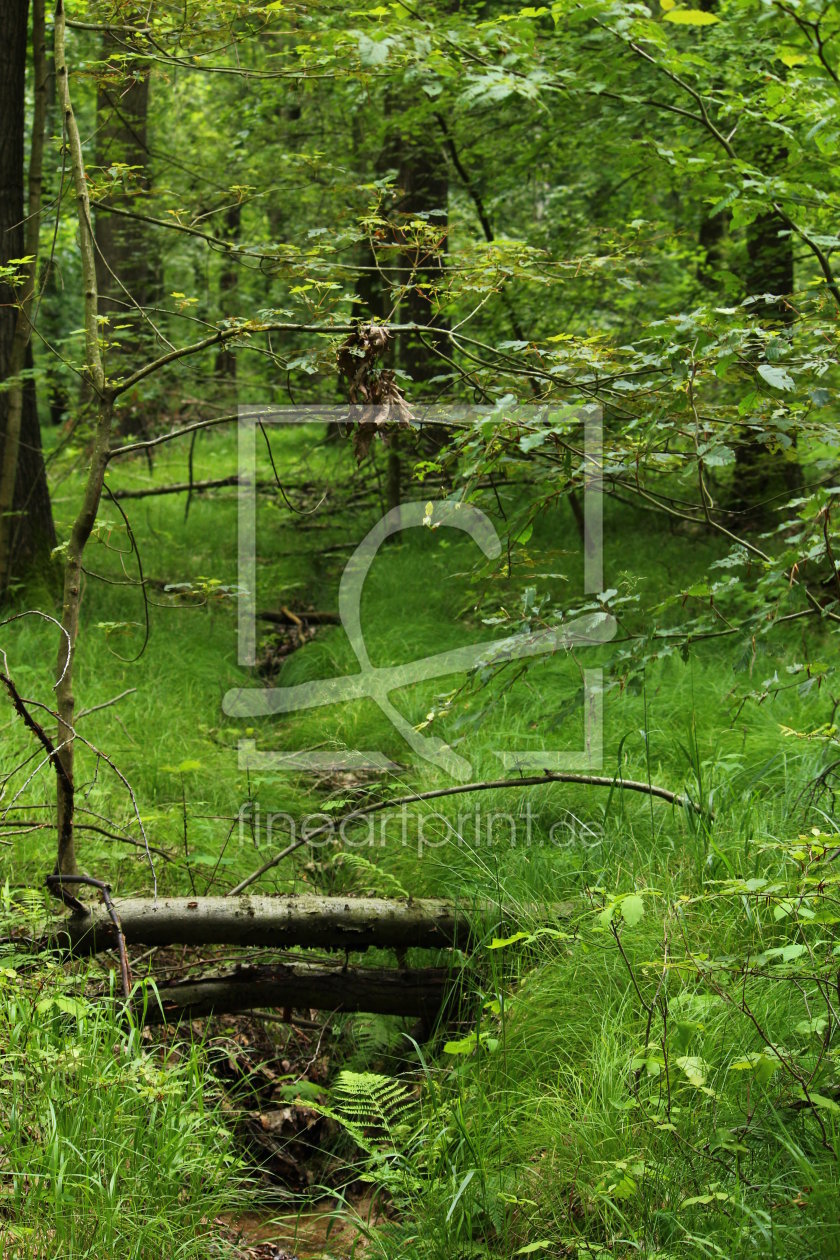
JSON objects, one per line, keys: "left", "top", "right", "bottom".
{"left": 138, "top": 961, "right": 450, "bottom": 1024}
{"left": 49, "top": 893, "right": 573, "bottom": 954}
{"left": 0, "top": 818, "right": 174, "bottom": 862}
{"left": 110, "top": 475, "right": 241, "bottom": 500}
{"left": 256, "top": 608, "right": 339, "bottom": 626}
{"left": 230, "top": 772, "right": 706, "bottom": 895}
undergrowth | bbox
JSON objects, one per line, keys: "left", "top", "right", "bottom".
{"left": 1, "top": 425, "right": 839, "bottom": 1257}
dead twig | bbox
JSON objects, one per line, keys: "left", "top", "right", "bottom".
{"left": 45, "top": 872, "right": 132, "bottom": 1002}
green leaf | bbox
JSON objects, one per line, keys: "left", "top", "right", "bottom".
{"left": 676, "top": 1055, "right": 707, "bottom": 1087}
{"left": 160, "top": 758, "right": 203, "bottom": 774}
{"left": 620, "top": 895, "right": 645, "bottom": 928}
{"left": 488, "top": 931, "right": 531, "bottom": 949}
{"left": 444, "top": 1031, "right": 486, "bottom": 1055}
{"left": 519, "top": 431, "right": 547, "bottom": 452}
{"left": 800, "top": 1090, "right": 840, "bottom": 1114}
{"left": 757, "top": 363, "right": 795, "bottom": 392}
{"left": 663, "top": 8, "right": 720, "bottom": 23}
{"left": 598, "top": 903, "right": 616, "bottom": 928}
{"left": 515, "top": 1244, "right": 555, "bottom": 1255}
{"left": 357, "top": 34, "right": 393, "bottom": 66}
{"left": 729, "top": 1052, "right": 778, "bottom": 1084}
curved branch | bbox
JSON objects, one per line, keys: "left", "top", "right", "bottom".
{"left": 229, "top": 771, "right": 705, "bottom": 896}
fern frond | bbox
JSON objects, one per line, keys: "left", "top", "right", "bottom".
{"left": 332, "top": 1070, "right": 414, "bottom": 1134}
{"left": 326, "top": 852, "right": 409, "bottom": 899}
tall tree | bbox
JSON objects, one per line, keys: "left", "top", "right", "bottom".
{"left": 732, "top": 168, "right": 801, "bottom": 517}
{"left": 0, "top": 0, "right": 55, "bottom": 597}
{"left": 93, "top": 23, "right": 156, "bottom": 405}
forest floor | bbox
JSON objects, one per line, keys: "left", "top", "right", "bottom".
{"left": 1, "top": 423, "right": 839, "bottom": 1258}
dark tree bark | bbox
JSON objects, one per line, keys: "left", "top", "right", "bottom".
{"left": 396, "top": 132, "right": 449, "bottom": 395}
{"left": 214, "top": 200, "right": 241, "bottom": 394}
{"left": 94, "top": 28, "right": 156, "bottom": 391}
{"left": 731, "top": 199, "right": 801, "bottom": 517}
{"left": 140, "top": 962, "right": 451, "bottom": 1024}
{"left": 0, "top": 0, "right": 55, "bottom": 596}
{"left": 696, "top": 209, "right": 729, "bottom": 289}
{"left": 38, "top": 29, "right": 70, "bottom": 427}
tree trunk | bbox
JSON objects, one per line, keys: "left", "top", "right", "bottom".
{"left": 54, "top": 0, "right": 113, "bottom": 878}
{"left": 49, "top": 893, "right": 574, "bottom": 954}
{"left": 94, "top": 24, "right": 155, "bottom": 415}
{"left": 214, "top": 200, "right": 241, "bottom": 396}
{"left": 732, "top": 162, "right": 801, "bottom": 518}
{"left": 0, "top": 0, "right": 55, "bottom": 598}
{"left": 397, "top": 133, "right": 449, "bottom": 397}
{"left": 140, "top": 962, "right": 451, "bottom": 1024}
{"left": 696, "top": 208, "right": 728, "bottom": 289}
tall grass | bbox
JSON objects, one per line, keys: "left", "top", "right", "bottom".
{"left": 0, "top": 911, "right": 243, "bottom": 1256}
{"left": 2, "top": 424, "right": 839, "bottom": 1257}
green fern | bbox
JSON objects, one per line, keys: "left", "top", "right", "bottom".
{"left": 347, "top": 1012, "right": 408, "bottom": 1069}
{"left": 331, "top": 1070, "right": 415, "bottom": 1140}
{"left": 325, "top": 852, "right": 409, "bottom": 899}
{"left": 314, "top": 1070, "right": 421, "bottom": 1199}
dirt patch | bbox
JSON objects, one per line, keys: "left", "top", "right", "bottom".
{"left": 226, "top": 1190, "right": 386, "bottom": 1258}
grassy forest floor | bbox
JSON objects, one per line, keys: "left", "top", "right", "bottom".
{"left": 2, "top": 424, "right": 839, "bottom": 1258}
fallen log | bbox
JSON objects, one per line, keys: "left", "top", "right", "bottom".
{"left": 256, "top": 608, "right": 339, "bottom": 626}
{"left": 111, "top": 475, "right": 242, "bottom": 500}
{"left": 50, "top": 893, "right": 573, "bottom": 956}
{"left": 139, "top": 962, "right": 450, "bottom": 1024}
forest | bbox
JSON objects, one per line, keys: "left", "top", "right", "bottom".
{"left": 1, "top": 0, "right": 840, "bottom": 1256}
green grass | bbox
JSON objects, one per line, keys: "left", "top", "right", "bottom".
{"left": 2, "top": 424, "right": 840, "bottom": 1257}
{"left": 0, "top": 898, "right": 243, "bottom": 1257}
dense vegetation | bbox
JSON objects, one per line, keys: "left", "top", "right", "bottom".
{"left": 1, "top": 0, "right": 840, "bottom": 1256}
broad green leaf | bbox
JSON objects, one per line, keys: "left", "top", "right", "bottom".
{"left": 443, "top": 1034, "right": 479, "bottom": 1055}
{"left": 620, "top": 894, "right": 645, "bottom": 927}
{"left": 598, "top": 903, "right": 616, "bottom": 928}
{"left": 444, "top": 1031, "right": 496, "bottom": 1055}
{"left": 730, "top": 1053, "right": 778, "bottom": 1084}
{"left": 779, "top": 48, "right": 807, "bottom": 67}
{"left": 519, "top": 431, "right": 547, "bottom": 452}
{"left": 795, "top": 1016, "right": 828, "bottom": 1037}
{"left": 676, "top": 1055, "right": 707, "bottom": 1087}
{"left": 800, "top": 1090, "right": 840, "bottom": 1114}
{"left": 664, "top": 8, "right": 720, "bottom": 23}
{"left": 757, "top": 363, "right": 795, "bottom": 391}
{"left": 488, "top": 931, "right": 531, "bottom": 949}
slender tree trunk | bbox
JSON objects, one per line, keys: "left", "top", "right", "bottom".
{"left": 54, "top": 1, "right": 113, "bottom": 877}
{"left": 696, "top": 208, "right": 728, "bottom": 289}
{"left": 214, "top": 200, "right": 241, "bottom": 397}
{"left": 0, "top": 0, "right": 55, "bottom": 598}
{"left": 39, "top": 27, "right": 70, "bottom": 427}
{"left": 94, "top": 23, "right": 155, "bottom": 417}
{"left": 397, "top": 134, "right": 449, "bottom": 396}
{"left": 732, "top": 195, "right": 800, "bottom": 516}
